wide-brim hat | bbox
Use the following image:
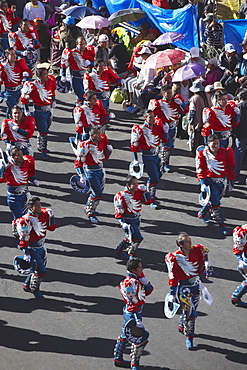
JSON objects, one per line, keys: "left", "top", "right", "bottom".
{"left": 199, "top": 185, "right": 211, "bottom": 207}
{"left": 189, "top": 80, "right": 205, "bottom": 92}
{"left": 129, "top": 161, "right": 144, "bottom": 179}
{"left": 13, "top": 256, "right": 36, "bottom": 275}
{"left": 213, "top": 81, "right": 224, "bottom": 90}
{"left": 164, "top": 293, "right": 181, "bottom": 319}
{"left": 56, "top": 75, "right": 71, "bottom": 94}
{"left": 124, "top": 319, "right": 149, "bottom": 345}
{"left": 239, "top": 39, "right": 247, "bottom": 46}
{"left": 70, "top": 174, "right": 90, "bottom": 194}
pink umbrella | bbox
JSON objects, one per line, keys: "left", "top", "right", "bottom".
{"left": 76, "top": 15, "right": 111, "bottom": 29}
{"left": 145, "top": 49, "right": 186, "bottom": 69}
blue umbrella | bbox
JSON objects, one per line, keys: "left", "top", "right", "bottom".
{"left": 62, "top": 6, "right": 100, "bottom": 20}
{"left": 152, "top": 32, "right": 185, "bottom": 46}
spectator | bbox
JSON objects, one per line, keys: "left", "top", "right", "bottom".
{"left": 203, "top": 13, "right": 223, "bottom": 56}
{"left": 95, "top": 34, "right": 112, "bottom": 68}
{"left": 152, "top": 0, "right": 170, "bottom": 9}
{"left": 187, "top": 46, "right": 206, "bottom": 69}
{"left": 218, "top": 43, "right": 239, "bottom": 94}
{"left": 239, "top": 0, "right": 247, "bottom": 18}
{"left": 60, "top": 16, "right": 82, "bottom": 50}
{"left": 234, "top": 89, "right": 247, "bottom": 180}
{"left": 23, "top": 0, "right": 46, "bottom": 22}
{"left": 108, "top": 33, "right": 130, "bottom": 75}
{"left": 201, "top": 57, "right": 223, "bottom": 87}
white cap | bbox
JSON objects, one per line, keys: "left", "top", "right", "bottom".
{"left": 99, "top": 34, "right": 109, "bottom": 42}
{"left": 138, "top": 46, "right": 151, "bottom": 55}
{"left": 225, "top": 43, "right": 235, "bottom": 53}
{"left": 190, "top": 46, "right": 199, "bottom": 58}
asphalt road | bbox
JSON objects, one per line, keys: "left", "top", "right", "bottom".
{"left": 0, "top": 90, "right": 247, "bottom": 370}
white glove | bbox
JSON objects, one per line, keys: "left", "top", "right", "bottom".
{"left": 138, "top": 184, "right": 147, "bottom": 191}
{"left": 79, "top": 175, "right": 86, "bottom": 186}
{"left": 135, "top": 319, "right": 143, "bottom": 328}
{"left": 52, "top": 101, "right": 56, "bottom": 109}
{"left": 121, "top": 222, "right": 129, "bottom": 230}
{"left": 25, "top": 111, "right": 31, "bottom": 117}
{"left": 174, "top": 98, "right": 183, "bottom": 105}
{"left": 33, "top": 179, "right": 39, "bottom": 187}
{"left": 23, "top": 50, "right": 29, "bottom": 57}
{"left": 109, "top": 112, "right": 116, "bottom": 119}
{"left": 234, "top": 106, "right": 240, "bottom": 114}
{"left": 23, "top": 71, "right": 29, "bottom": 78}
{"left": 168, "top": 294, "right": 176, "bottom": 303}
{"left": 23, "top": 254, "right": 31, "bottom": 263}
{"left": 204, "top": 261, "right": 211, "bottom": 269}
{"left": 200, "top": 184, "right": 207, "bottom": 192}
{"left": 61, "top": 76, "right": 67, "bottom": 83}
{"left": 11, "top": 124, "right": 18, "bottom": 131}
{"left": 139, "top": 276, "right": 149, "bottom": 285}
{"left": 46, "top": 208, "right": 54, "bottom": 218}
{"left": 31, "top": 33, "right": 36, "bottom": 39}
{"left": 163, "top": 123, "right": 169, "bottom": 133}
{"left": 84, "top": 60, "right": 91, "bottom": 67}
{"left": 107, "top": 144, "right": 113, "bottom": 152}
{"left": 133, "top": 160, "right": 140, "bottom": 167}
{"left": 238, "top": 260, "right": 247, "bottom": 269}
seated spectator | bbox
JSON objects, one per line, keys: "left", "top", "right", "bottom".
{"left": 187, "top": 46, "right": 206, "bottom": 68}
{"left": 201, "top": 57, "right": 223, "bottom": 87}
{"left": 108, "top": 33, "right": 130, "bottom": 75}
{"left": 218, "top": 43, "right": 239, "bottom": 91}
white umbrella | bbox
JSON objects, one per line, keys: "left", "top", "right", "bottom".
{"left": 76, "top": 15, "right": 111, "bottom": 29}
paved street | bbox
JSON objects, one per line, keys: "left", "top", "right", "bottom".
{"left": 0, "top": 91, "right": 247, "bottom": 370}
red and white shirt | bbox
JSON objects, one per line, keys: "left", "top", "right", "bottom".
{"left": 15, "top": 208, "right": 57, "bottom": 248}
{"left": 0, "top": 155, "right": 35, "bottom": 187}
{"left": 75, "top": 134, "right": 111, "bottom": 168}
{"left": 0, "top": 8, "right": 19, "bottom": 35}
{"left": 1, "top": 116, "right": 35, "bottom": 143}
{"left": 8, "top": 29, "right": 40, "bottom": 51}
{"left": 84, "top": 67, "right": 120, "bottom": 94}
{"left": 119, "top": 272, "right": 153, "bottom": 312}
{"left": 165, "top": 244, "right": 207, "bottom": 287}
{"left": 148, "top": 94, "right": 188, "bottom": 127}
{"left": 61, "top": 46, "right": 95, "bottom": 72}
{"left": 196, "top": 146, "right": 235, "bottom": 181}
{"left": 21, "top": 75, "right": 56, "bottom": 107}
{"left": 114, "top": 186, "right": 153, "bottom": 219}
{"left": 130, "top": 118, "right": 167, "bottom": 153}
{"left": 232, "top": 224, "right": 247, "bottom": 256}
{"left": 202, "top": 101, "right": 239, "bottom": 137}
{"left": 73, "top": 100, "right": 108, "bottom": 133}
{"left": 1, "top": 59, "right": 31, "bottom": 88}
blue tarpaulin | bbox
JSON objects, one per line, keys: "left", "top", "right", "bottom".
{"left": 89, "top": 0, "right": 199, "bottom": 51}
{"left": 223, "top": 19, "right": 247, "bottom": 53}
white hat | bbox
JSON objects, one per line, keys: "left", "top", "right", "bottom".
{"left": 138, "top": 46, "right": 151, "bottom": 55}
{"left": 142, "top": 40, "right": 152, "bottom": 47}
{"left": 99, "top": 34, "right": 109, "bottom": 42}
{"left": 205, "top": 84, "right": 214, "bottom": 92}
{"left": 190, "top": 46, "right": 199, "bottom": 58}
{"left": 213, "top": 81, "right": 224, "bottom": 90}
{"left": 225, "top": 43, "right": 235, "bottom": 53}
